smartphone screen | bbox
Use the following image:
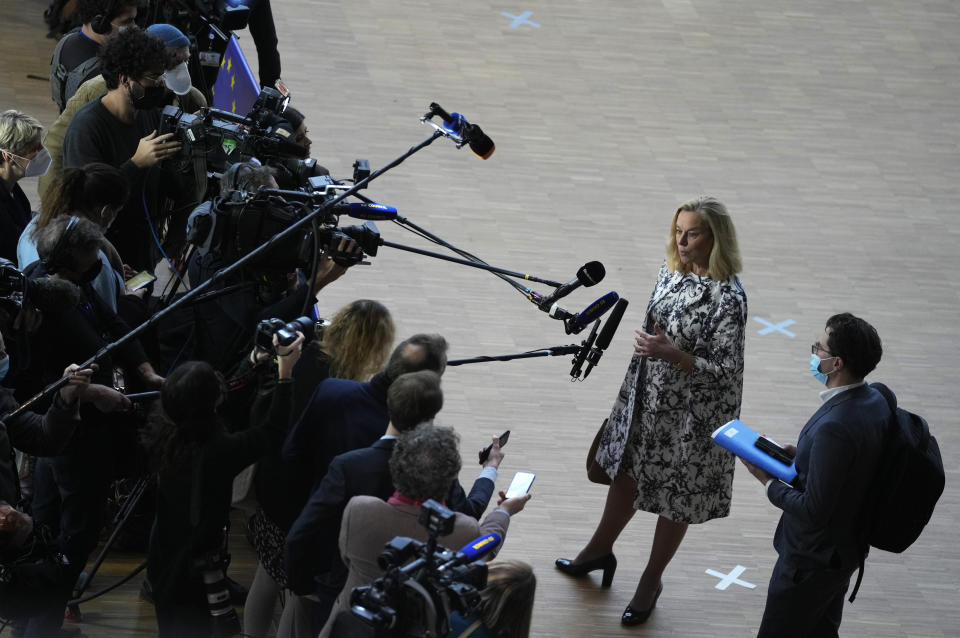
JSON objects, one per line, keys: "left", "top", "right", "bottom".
{"left": 504, "top": 471, "right": 536, "bottom": 499}
{"left": 125, "top": 270, "right": 157, "bottom": 291}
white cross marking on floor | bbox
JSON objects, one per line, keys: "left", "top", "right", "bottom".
{"left": 705, "top": 564, "right": 756, "bottom": 590}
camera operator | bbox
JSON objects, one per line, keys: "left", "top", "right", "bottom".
{"left": 186, "top": 162, "right": 355, "bottom": 370}
{"left": 40, "top": 22, "right": 208, "bottom": 204}
{"left": 61, "top": 26, "right": 185, "bottom": 272}
{"left": 142, "top": 332, "right": 303, "bottom": 637}
{"left": 318, "top": 424, "right": 531, "bottom": 638}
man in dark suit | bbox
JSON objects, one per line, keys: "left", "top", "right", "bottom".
{"left": 284, "top": 369, "right": 503, "bottom": 631}
{"left": 741, "top": 313, "right": 888, "bottom": 638}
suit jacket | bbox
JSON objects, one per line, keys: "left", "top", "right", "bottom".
{"left": 284, "top": 437, "right": 496, "bottom": 595}
{"left": 767, "top": 384, "right": 889, "bottom": 570}
{"left": 318, "top": 495, "right": 510, "bottom": 638}
{"left": 280, "top": 373, "right": 391, "bottom": 518}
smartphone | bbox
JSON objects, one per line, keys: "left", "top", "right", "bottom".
{"left": 504, "top": 471, "right": 536, "bottom": 499}
{"left": 125, "top": 270, "right": 157, "bottom": 291}
{"left": 754, "top": 436, "right": 795, "bottom": 465}
{"left": 478, "top": 430, "right": 510, "bottom": 464}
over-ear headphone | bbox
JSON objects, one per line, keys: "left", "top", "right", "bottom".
{"left": 41, "top": 216, "right": 81, "bottom": 275}
{"left": 224, "top": 162, "right": 256, "bottom": 192}
{"left": 91, "top": 0, "right": 120, "bottom": 36}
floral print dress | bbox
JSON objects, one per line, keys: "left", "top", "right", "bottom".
{"left": 595, "top": 262, "right": 747, "bottom": 524}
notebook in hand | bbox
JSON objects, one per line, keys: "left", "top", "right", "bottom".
{"left": 711, "top": 419, "right": 798, "bottom": 484}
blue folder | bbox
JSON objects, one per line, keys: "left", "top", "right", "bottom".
{"left": 711, "top": 419, "right": 798, "bottom": 484}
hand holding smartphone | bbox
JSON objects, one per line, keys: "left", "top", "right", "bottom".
{"left": 504, "top": 471, "right": 536, "bottom": 499}
{"left": 479, "top": 430, "right": 510, "bottom": 465}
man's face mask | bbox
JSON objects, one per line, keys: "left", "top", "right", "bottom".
{"left": 3, "top": 147, "right": 52, "bottom": 178}
{"left": 129, "top": 79, "right": 169, "bottom": 110}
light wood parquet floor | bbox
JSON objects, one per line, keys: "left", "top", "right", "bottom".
{"left": 2, "top": 0, "right": 958, "bottom": 636}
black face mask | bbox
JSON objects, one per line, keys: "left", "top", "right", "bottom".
{"left": 77, "top": 260, "right": 102, "bottom": 285}
{"left": 130, "top": 81, "right": 169, "bottom": 110}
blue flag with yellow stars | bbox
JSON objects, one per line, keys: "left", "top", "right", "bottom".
{"left": 211, "top": 34, "right": 260, "bottom": 115}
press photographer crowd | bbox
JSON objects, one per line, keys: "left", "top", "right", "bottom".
{"left": 0, "top": 1, "right": 947, "bottom": 637}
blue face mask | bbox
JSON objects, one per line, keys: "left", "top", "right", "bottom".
{"left": 809, "top": 353, "right": 836, "bottom": 385}
{"left": 0, "top": 355, "right": 9, "bottom": 383}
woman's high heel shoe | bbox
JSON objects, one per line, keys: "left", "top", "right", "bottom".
{"left": 621, "top": 581, "right": 663, "bottom": 626}
{"left": 554, "top": 553, "right": 617, "bottom": 587}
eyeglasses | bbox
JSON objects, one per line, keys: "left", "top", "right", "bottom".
{"left": 810, "top": 342, "right": 834, "bottom": 356}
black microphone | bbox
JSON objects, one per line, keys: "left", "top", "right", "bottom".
{"left": 570, "top": 319, "right": 601, "bottom": 380}
{"left": 427, "top": 103, "right": 495, "bottom": 159}
{"left": 583, "top": 298, "right": 629, "bottom": 379}
{"left": 539, "top": 261, "right": 605, "bottom": 311}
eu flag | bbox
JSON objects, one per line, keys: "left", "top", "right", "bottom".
{"left": 211, "top": 34, "right": 260, "bottom": 115}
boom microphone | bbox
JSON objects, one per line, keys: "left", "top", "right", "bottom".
{"left": 539, "top": 261, "right": 605, "bottom": 310}
{"left": 582, "top": 298, "right": 629, "bottom": 379}
{"left": 564, "top": 291, "right": 620, "bottom": 335}
{"left": 427, "top": 102, "right": 496, "bottom": 159}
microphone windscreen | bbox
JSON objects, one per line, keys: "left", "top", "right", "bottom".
{"left": 469, "top": 135, "right": 495, "bottom": 160}
{"left": 578, "top": 261, "right": 606, "bottom": 287}
{"left": 595, "top": 298, "right": 629, "bottom": 351}
{"left": 25, "top": 277, "right": 81, "bottom": 315}
{"left": 576, "top": 292, "right": 620, "bottom": 326}
{"left": 457, "top": 533, "right": 502, "bottom": 562}
{"left": 346, "top": 202, "right": 398, "bottom": 221}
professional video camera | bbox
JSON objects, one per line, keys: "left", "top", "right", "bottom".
{"left": 159, "top": 87, "right": 307, "bottom": 183}
{"left": 330, "top": 500, "right": 499, "bottom": 638}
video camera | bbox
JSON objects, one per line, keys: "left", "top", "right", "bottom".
{"left": 254, "top": 315, "right": 322, "bottom": 351}
{"left": 159, "top": 88, "right": 307, "bottom": 182}
{"left": 330, "top": 500, "right": 498, "bottom": 638}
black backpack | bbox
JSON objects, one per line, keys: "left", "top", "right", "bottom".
{"left": 848, "top": 382, "right": 945, "bottom": 602}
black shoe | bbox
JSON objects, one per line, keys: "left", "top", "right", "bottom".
{"left": 554, "top": 553, "right": 617, "bottom": 587}
{"left": 621, "top": 582, "right": 663, "bottom": 626}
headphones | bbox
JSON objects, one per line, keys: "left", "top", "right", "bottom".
{"left": 224, "top": 162, "right": 256, "bottom": 192}
{"left": 91, "top": 0, "right": 120, "bottom": 36}
{"left": 40, "top": 216, "right": 81, "bottom": 275}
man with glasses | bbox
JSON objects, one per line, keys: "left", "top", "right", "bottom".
{"left": 62, "top": 27, "right": 183, "bottom": 271}
{"left": 740, "top": 313, "right": 888, "bottom": 637}
{"left": 49, "top": 0, "right": 140, "bottom": 112}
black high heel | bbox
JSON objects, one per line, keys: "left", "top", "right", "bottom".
{"left": 621, "top": 581, "right": 663, "bottom": 626}
{"left": 554, "top": 553, "right": 617, "bottom": 587}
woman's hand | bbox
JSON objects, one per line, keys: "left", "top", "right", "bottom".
{"left": 634, "top": 324, "right": 676, "bottom": 360}
{"left": 58, "top": 364, "right": 94, "bottom": 405}
{"left": 275, "top": 331, "right": 305, "bottom": 380}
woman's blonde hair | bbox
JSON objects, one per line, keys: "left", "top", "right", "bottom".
{"left": 665, "top": 196, "right": 742, "bottom": 280}
{"left": 0, "top": 110, "right": 43, "bottom": 157}
{"left": 321, "top": 299, "right": 395, "bottom": 381}
{"left": 476, "top": 560, "right": 536, "bottom": 638}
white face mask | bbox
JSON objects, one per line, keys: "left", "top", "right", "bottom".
{"left": 164, "top": 61, "right": 192, "bottom": 96}
{"left": 3, "top": 147, "right": 52, "bottom": 178}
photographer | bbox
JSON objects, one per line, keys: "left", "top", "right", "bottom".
{"left": 318, "top": 424, "right": 531, "bottom": 638}
{"left": 143, "top": 332, "right": 303, "bottom": 637}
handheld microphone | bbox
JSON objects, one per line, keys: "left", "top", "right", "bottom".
{"left": 564, "top": 291, "right": 620, "bottom": 335}
{"left": 426, "top": 102, "right": 495, "bottom": 159}
{"left": 339, "top": 202, "right": 399, "bottom": 221}
{"left": 539, "top": 261, "right": 605, "bottom": 310}
{"left": 582, "top": 298, "right": 629, "bottom": 379}
{"left": 440, "top": 533, "right": 502, "bottom": 570}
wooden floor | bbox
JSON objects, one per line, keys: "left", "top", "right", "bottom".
{"left": 2, "top": 0, "right": 959, "bottom": 635}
